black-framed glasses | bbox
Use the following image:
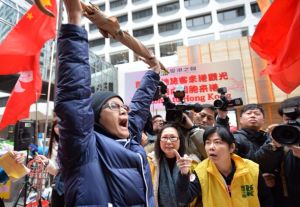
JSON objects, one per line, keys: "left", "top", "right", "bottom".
{"left": 160, "top": 136, "right": 179, "bottom": 142}
{"left": 102, "top": 101, "right": 130, "bottom": 112}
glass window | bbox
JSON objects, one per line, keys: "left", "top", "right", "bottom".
{"left": 132, "top": 0, "right": 147, "bottom": 3}
{"left": 89, "top": 23, "right": 98, "bottom": 32}
{"left": 0, "top": 1, "right": 18, "bottom": 25}
{"left": 110, "top": 51, "right": 129, "bottom": 65}
{"left": 0, "top": 21, "right": 12, "bottom": 42}
{"left": 184, "top": 0, "right": 209, "bottom": 7}
{"left": 160, "top": 40, "right": 183, "bottom": 57}
{"left": 98, "top": 3, "right": 105, "bottom": 11}
{"left": 186, "top": 13, "right": 212, "bottom": 28}
{"left": 89, "top": 38, "right": 105, "bottom": 48}
{"left": 251, "top": 2, "right": 261, "bottom": 14}
{"left": 220, "top": 28, "right": 248, "bottom": 40}
{"left": 158, "top": 20, "right": 182, "bottom": 33}
{"left": 134, "top": 46, "right": 154, "bottom": 61}
{"left": 117, "top": 14, "right": 128, "bottom": 23}
{"left": 132, "top": 8, "right": 152, "bottom": 20}
{"left": 217, "top": 6, "right": 245, "bottom": 22}
{"left": 157, "top": 1, "right": 179, "bottom": 14}
{"left": 110, "top": 0, "right": 127, "bottom": 9}
{"left": 133, "top": 26, "right": 154, "bottom": 37}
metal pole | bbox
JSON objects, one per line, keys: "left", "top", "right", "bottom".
{"left": 42, "top": 0, "right": 63, "bottom": 155}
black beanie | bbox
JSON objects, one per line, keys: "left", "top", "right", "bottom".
{"left": 91, "top": 91, "right": 123, "bottom": 123}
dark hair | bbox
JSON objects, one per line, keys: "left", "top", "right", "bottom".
{"left": 278, "top": 96, "right": 300, "bottom": 116}
{"left": 201, "top": 104, "right": 217, "bottom": 117}
{"left": 154, "top": 123, "right": 186, "bottom": 160}
{"left": 240, "top": 104, "right": 264, "bottom": 117}
{"left": 203, "top": 126, "right": 235, "bottom": 146}
{"left": 152, "top": 114, "right": 163, "bottom": 122}
{"left": 48, "top": 120, "right": 59, "bottom": 158}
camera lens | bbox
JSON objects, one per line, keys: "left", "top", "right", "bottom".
{"left": 271, "top": 125, "right": 300, "bottom": 145}
{"left": 213, "top": 99, "right": 224, "bottom": 109}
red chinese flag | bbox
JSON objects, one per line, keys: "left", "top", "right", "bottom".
{"left": 251, "top": 0, "right": 300, "bottom": 94}
{"left": 0, "top": 0, "right": 57, "bottom": 129}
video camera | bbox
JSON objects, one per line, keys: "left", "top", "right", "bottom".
{"left": 271, "top": 107, "right": 300, "bottom": 145}
{"left": 213, "top": 87, "right": 243, "bottom": 110}
{"left": 162, "top": 85, "right": 202, "bottom": 123}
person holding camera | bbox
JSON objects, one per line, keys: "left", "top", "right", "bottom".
{"left": 234, "top": 104, "right": 284, "bottom": 172}
{"left": 270, "top": 96, "right": 300, "bottom": 207}
{"left": 233, "top": 104, "right": 284, "bottom": 206}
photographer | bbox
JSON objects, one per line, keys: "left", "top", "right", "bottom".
{"left": 271, "top": 96, "right": 300, "bottom": 207}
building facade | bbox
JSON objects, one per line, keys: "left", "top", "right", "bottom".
{"left": 85, "top": 0, "right": 262, "bottom": 65}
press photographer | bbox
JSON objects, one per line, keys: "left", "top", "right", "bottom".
{"left": 271, "top": 96, "right": 300, "bottom": 207}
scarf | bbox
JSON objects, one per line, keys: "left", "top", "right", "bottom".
{"left": 158, "top": 156, "right": 179, "bottom": 207}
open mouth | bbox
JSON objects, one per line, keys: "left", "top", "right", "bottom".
{"left": 208, "top": 153, "right": 217, "bottom": 158}
{"left": 119, "top": 119, "right": 128, "bottom": 128}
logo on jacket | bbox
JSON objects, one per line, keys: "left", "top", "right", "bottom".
{"left": 241, "top": 185, "right": 254, "bottom": 197}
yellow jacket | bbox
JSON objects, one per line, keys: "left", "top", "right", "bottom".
{"left": 195, "top": 154, "right": 260, "bottom": 207}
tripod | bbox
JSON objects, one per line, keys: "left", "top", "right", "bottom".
{"left": 13, "top": 150, "right": 30, "bottom": 207}
{"left": 13, "top": 152, "right": 49, "bottom": 207}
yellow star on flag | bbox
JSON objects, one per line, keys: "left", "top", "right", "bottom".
{"left": 26, "top": 12, "right": 33, "bottom": 20}
{"left": 41, "top": 0, "right": 52, "bottom": 7}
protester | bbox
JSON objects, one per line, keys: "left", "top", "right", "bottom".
{"left": 35, "top": 120, "right": 64, "bottom": 207}
{"left": 55, "top": 0, "right": 160, "bottom": 206}
{"left": 176, "top": 126, "right": 273, "bottom": 207}
{"left": 147, "top": 124, "right": 199, "bottom": 207}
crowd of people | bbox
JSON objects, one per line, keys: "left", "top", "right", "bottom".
{"left": 1, "top": 0, "right": 299, "bottom": 207}
{"left": 53, "top": 0, "right": 300, "bottom": 206}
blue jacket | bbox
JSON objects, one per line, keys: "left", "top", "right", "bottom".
{"left": 55, "top": 24, "right": 158, "bottom": 207}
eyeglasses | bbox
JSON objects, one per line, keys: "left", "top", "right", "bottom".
{"left": 102, "top": 101, "right": 130, "bottom": 112}
{"left": 160, "top": 136, "right": 179, "bottom": 142}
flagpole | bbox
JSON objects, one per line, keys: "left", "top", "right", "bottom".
{"left": 43, "top": 0, "right": 63, "bottom": 155}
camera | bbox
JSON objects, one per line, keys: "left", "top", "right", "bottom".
{"left": 271, "top": 107, "right": 300, "bottom": 145}
{"left": 163, "top": 85, "right": 202, "bottom": 123}
{"left": 153, "top": 81, "right": 168, "bottom": 101}
{"left": 213, "top": 87, "right": 243, "bottom": 110}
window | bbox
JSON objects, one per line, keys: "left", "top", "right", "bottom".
{"left": 184, "top": 0, "right": 209, "bottom": 7}
{"left": 98, "top": 4, "right": 105, "bottom": 11}
{"left": 89, "top": 38, "right": 105, "bottom": 48}
{"left": 251, "top": 3, "right": 261, "bottom": 14}
{"left": 134, "top": 46, "right": 154, "bottom": 61}
{"left": 220, "top": 28, "right": 248, "bottom": 40}
{"left": 158, "top": 20, "right": 182, "bottom": 33}
{"left": 160, "top": 40, "right": 183, "bottom": 57}
{"left": 89, "top": 23, "right": 98, "bottom": 32}
{"left": 110, "top": 0, "right": 127, "bottom": 9}
{"left": 132, "top": 0, "right": 146, "bottom": 3}
{"left": 217, "top": 6, "right": 245, "bottom": 22}
{"left": 0, "top": 1, "right": 18, "bottom": 25}
{"left": 157, "top": 1, "right": 179, "bottom": 14}
{"left": 132, "top": 8, "right": 152, "bottom": 20}
{"left": 187, "top": 34, "right": 215, "bottom": 45}
{"left": 117, "top": 14, "right": 128, "bottom": 23}
{"left": 133, "top": 26, "right": 154, "bottom": 37}
{"left": 110, "top": 51, "right": 129, "bottom": 65}
{"left": 186, "top": 13, "right": 212, "bottom": 28}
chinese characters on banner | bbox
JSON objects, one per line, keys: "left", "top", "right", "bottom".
{"left": 124, "top": 60, "right": 245, "bottom": 110}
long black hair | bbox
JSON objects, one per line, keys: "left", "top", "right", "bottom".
{"left": 48, "top": 120, "right": 59, "bottom": 158}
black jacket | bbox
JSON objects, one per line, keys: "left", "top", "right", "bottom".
{"left": 233, "top": 128, "right": 284, "bottom": 173}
